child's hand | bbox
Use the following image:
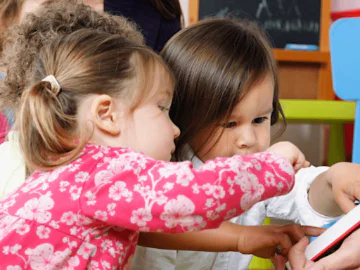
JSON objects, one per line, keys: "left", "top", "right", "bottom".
{"left": 266, "top": 142, "right": 310, "bottom": 172}
{"left": 328, "top": 162, "right": 360, "bottom": 213}
{"left": 236, "top": 224, "right": 325, "bottom": 268}
{"left": 289, "top": 229, "right": 360, "bottom": 270}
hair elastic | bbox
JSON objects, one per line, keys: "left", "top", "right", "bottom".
{"left": 42, "top": 75, "right": 61, "bottom": 95}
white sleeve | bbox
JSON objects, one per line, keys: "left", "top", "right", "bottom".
{"left": 0, "top": 132, "right": 26, "bottom": 199}
{"left": 265, "top": 166, "right": 343, "bottom": 227}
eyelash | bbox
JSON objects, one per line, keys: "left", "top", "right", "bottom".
{"left": 158, "top": 105, "right": 170, "bottom": 112}
{"left": 221, "top": 117, "right": 269, "bottom": 129}
{"left": 252, "top": 117, "right": 268, "bottom": 124}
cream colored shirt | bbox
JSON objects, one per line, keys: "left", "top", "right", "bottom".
{"left": 0, "top": 131, "right": 26, "bottom": 199}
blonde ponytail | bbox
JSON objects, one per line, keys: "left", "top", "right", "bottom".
{"left": 18, "top": 79, "right": 83, "bottom": 171}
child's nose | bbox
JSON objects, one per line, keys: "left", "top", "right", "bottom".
{"left": 172, "top": 122, "right": 180, "bottom": 139}
{"left": 235, "top": 129, "right": 256, "bottom": 149}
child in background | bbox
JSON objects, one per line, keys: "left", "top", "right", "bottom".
{"left": 0, "top": 1, "right": 144, "bottom": 198}
{"left": 0, "top": 24, "right": 312, "bottom": 268}
{"left": 131, "top": 18, "right": 358, "bottom": 270}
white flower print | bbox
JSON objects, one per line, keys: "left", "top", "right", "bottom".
{"left": 15, "top": 220, "right": 30, "bottom": 235}
{"left": 94, "top": 211, "right": 108, "bottom": 222}
{"left": 187, "top": 216, "right": 206, "bottom": 231}
{"left": 76, "top": 214, "right": 92, "bottom": 226}
{"left": 10, "top": 244, "right": 22, "bottom": 255}
{"left": 130, "top": 208, "right": 152, "bottom": 227}
{"left": 75, "top": 171, "right": 89, "bottom": 183}
{"left": 85, "top": 191, "right": 96, "bottom": 205}
{"left": 70, "top": 227, "right": 78, "bottom": 235}
{"left": 67, "top": 163, "right": 80, "bottom": 172}
{"left": 100, "top": 240, "right": 113, "bottom": 253}
{"left": 25, "top": 243, "right": 69, "bottom": 270}
{"left": 251, "top": 158, "right": 262, "bottom": 170}
{"left": 60, "top": 212, "right": 77, "bottom": 226}
{"left": 59, "top": 181, "right": 70, "bottom": 192}
{"left": 49, "top": 220, "right": 59, "bottom": 229}
{"left": 215, "top": 203, "right": 226, "bottom": 213}
{"left": 109, "top": 181, "right": 132, "bottom": 201}
{"left": 89, "top": 261, "right": 99, "bottom": 270}
{"left": 36, "top": 226, "right": 50, "bottom": 239}
{"left": 160, "top": 195, "right": 196, "bottom": 228}
{"left": 3, "top": 199, "right": 16, "bottom": 209}
{"left": 64, "top": 256, "right": 80, "bottom": 268}
{"left": 101, "top": 260, "right": 111, "bottom": 269}
{"left": 239, "top": 174, "right": 265, "bottom": 210}
{"left": 107, "top": 203, "right": 116, "bottom": 216}
{"left": 3, "top": 246, "right": 10, "bottom": 255}
{"left": 21, "top": 174, "right": 47, "bottom": 193}
{"left": 16, "top": 195, "right": 54, "bottom": 223}
{"left": 69, "top": 185, "right": 82, "bottom": 200}
{"left": 192, "top": 183, "right": 200, "bottom": 194}
{"left": 77, "top": 242, "right": 97, "bottom": 260}
{"left": 224, "top": 208, "right": 237, "bottom": 220}
{"left": 159, "top": 164, "right": 194, "bottom": 186}
{"left": 204, "top": 184, "right": 225, "bottom": 199}
{"left": 206, "top": 210, "right": 220, "bottom": 221}
{"left": 205, "top": 198, "right": 214, "bottom": 208}
{"left": 276, "top": 159, "right": 294, "bottom": 175}
{"left": 163, "top": 182, "right": 174, "bottom": 192}
{"left": 265, "top": 171, "right": 276, "bottom": 186}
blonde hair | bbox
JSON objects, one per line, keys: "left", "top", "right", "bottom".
{"left": 0, "top": 1, "right": 144, "bottom": 113}
{"left": 19, "top": 29, "right": 173, "bottom": 171}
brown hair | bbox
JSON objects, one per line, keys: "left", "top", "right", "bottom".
{"left": 0, "top": 0, "right": 22, "bottom": 29}
{"left": 19, "top": 29, "right": 173, "bottom": 171}
{"left": 161, "top": 18, "right": 285, "bottom": 161}
{"left": 0, "top": 1, "right": 144, "bottom": 113}
{"left": 148, "top": 0, "right": 182, "bottom": 21}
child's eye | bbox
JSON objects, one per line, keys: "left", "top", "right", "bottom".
{"left": 221, "top": 121, "right": 237, "bottom": 129}
{"left": 252, "top": 117, "right": 268, "bottom": 124}
{"left": 158, "top": 105, "right": 170, "bottom": 112}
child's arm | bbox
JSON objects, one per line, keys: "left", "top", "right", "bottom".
{"left": 81, "top": 142, "right": 306, "bottom": 233}
{"left": 138, "top": 222, "right": 324, "bottom": 258}
{"left": 308, "top": 162, "right": 360, "bottom": 216}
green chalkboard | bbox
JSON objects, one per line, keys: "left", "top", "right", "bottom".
{"left": 198, "top": 0, "right": 321, "bottom": 48}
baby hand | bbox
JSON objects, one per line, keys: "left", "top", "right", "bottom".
{"left": 266, "top": 142, "right": 310, "bottom": 172}
{"left": 237, "top": 224, "right": 325, "bottom": 269}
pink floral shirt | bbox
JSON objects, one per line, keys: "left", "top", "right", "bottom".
{"left": 0, "top": 144, "right": 294, "bottom": 269}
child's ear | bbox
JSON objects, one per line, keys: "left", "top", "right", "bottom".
{"left": 91, "top": 95, "right": 121, "bottom": 136}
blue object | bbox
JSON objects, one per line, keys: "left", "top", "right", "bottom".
{"left": 330, "top": 18, "right": 360, "bottom": 164}
{"left": 285, "top": 44, "right": 319, "bottom": 51}
{"left": 310, "top": 220, "right": 338, "bottom": 243}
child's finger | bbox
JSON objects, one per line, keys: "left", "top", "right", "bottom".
{"left": 274, "top": 232, "right": 293, "bottom": 256}
{"left": 301, "top": 226, "right": 326, "bottom": 237}
{"left": 288, "top": 237, "right": 309, "bottom": 269}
